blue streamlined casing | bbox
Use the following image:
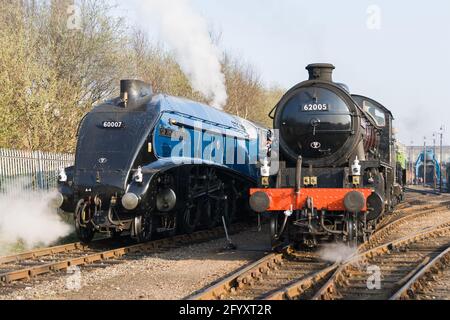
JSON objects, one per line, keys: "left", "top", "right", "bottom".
{"left": 73, "top": 93, "right": 268, "bottom": 196}
{"left": 152, "top": 95, "right": 268, "bottom": 180}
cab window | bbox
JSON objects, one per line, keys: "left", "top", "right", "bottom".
{"left": 362, "top": 100, "right": 386, "bottom": 127}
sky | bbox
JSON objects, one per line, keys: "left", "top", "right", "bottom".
{"left": 116, "top": 0, "right": 450, "bottom": 146}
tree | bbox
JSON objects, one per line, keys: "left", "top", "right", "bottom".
{"left": 0, "top": 0, "right": 284, "bottom": 153}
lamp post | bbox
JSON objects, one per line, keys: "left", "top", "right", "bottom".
{"left": 433, "top": 133, "right": 437, "bottom": 191}
{"left": 439, "top": 126, "right": 444, "bottom": 193}
{"left": 410, "top": 141, "right": 414, "bottom": 185}
{"left": 423, "top": 136, "right": 427, "bottom": 188}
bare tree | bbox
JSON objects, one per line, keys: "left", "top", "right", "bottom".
{"left": 0, "top": 0, "right": 283, "bottom": 153}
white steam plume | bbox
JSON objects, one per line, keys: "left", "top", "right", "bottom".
{"left": 318, "top": 243, "right": 357, "bottom": 263}
{"left": 0, "top": 179, "right": 72, "bottom": 255}
{"left": 141, "top": 0, "right": 228, "bottom": 109}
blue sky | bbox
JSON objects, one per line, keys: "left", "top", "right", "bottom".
{"left": 117, "top": 0, "right": 450, "bottom": 146}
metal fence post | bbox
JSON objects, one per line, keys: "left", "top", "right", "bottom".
{"left": 0, "top": 148, "right": 74, "bottom": 194}
{"left": 37, "top": 150, "right": 45, "bottom": 189}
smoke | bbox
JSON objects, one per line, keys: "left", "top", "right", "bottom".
{"left": 140, "top": 0, "right": 228, "bottom": 109}
{"left": 0, "top": 179, "right": 72, "bottom": 255}
{"left": 318, "top": 243, "right": 357, "bottom": 263}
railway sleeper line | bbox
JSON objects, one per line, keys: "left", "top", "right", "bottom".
{"left": 0, "top": 222, "right": 250, "bottom": 286}
{"left": 191, "top": 201, "right": 450, "bottom": 301}
{"left": 312, "top": 221, "right": 450, "bottom": 300}
{"left": 375, "top": 202, "right": 448, "bottom": 232}
{"left": 390, "top": 246, "right": 450, "bottom": 300}
{"left": 360, "top": 204, "right": 450, "bottom": 252}
{"left": 251, "top": 220, "right": 450, "bottom": 301}
{"left": 190, "top": 246, "right": 336, "bottom": 300}
{"left": 2, "top": 194, "right": 449, "bottom": 298}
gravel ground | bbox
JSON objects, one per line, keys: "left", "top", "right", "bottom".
{"left": 414, "top": 267, "right": 450, "bottom": 300}
{"left": 0, "top": 225, "right": 271, "bottom": 300}
{"left": 2, "top": 189, "right": 450, "bottom": 301}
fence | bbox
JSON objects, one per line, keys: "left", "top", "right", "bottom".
{"left": 0, "top": 149, "right": 74, "bottom": 193}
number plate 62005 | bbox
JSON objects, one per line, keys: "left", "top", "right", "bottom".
{"left": 302, "top": 104, "right": 329, "bottom": 112}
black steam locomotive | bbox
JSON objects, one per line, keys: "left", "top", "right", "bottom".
{"left": 250, "top": 64, "right": 402, "bottom": 246}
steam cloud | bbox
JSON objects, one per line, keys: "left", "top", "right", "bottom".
{"left": 141, "top": 0, "right": 228, "bottom": 109}
{"left": 0, "top": 179, "right": 72, "bottom": 255}
{"left": 318, "top": 243, "right": 357, "bottom": 263}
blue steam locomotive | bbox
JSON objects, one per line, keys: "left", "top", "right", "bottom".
{"left": 55, "top": 80, "right": 269, "bottom": 242}
{"left": 415, "top": 149, "right": 441, "bottom": 186}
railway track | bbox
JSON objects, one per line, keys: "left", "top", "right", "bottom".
{"left": 0, "top": 222, "right": 250, "bottom": 289}
{"left": 313, "top": 221, "right": 450, "bottom": 300}
{"left": 375, "top": 190, "right": 450, "bottom": 231}
{"left": 191, "top": 197, "right": 450, "bottom": 300}
{"left": 189, "top": 247, "right": 334, "bottom": 300}
{"left": 390, "top": 246, "right": 450, "bottom": 300}
{"left": 360, "top": 203, "right": 450, "bottom": 252}
{"left": 3, "top": 192, "right": 448, "bottom": 299}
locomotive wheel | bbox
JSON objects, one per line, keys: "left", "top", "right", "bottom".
{"left": 74, "top": 199, "right": 95, "bottom": 244}
{"left": 179, "top": 202, "right": 201, "bottom": 234}
{"left": 347, "top": 220, "right": 354, "bottom": 244}
{"left": 269, "top": 216, "right": 279, "bottom": 246}
{"left": 134, "top": 214, "right": 153, "bottom": 242}
{"left": 345, "top": 214, "right": 358, "bottom": 247}
{"left": 269, "top": 215, "right": 287, "bottom": 248}
{"left": 200, "top": 197, "right": 220, "bottom": 229}
{"left": 75, "top": 222, "right": 95, "bottom": 244}
{"left": 201, "top": 191, "right": 236, "bottom": 229}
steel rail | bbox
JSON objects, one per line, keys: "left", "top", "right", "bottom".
{"left": 0, "top": 223, "right": 249, "bottom": 284}
{"left": 0, "top": 242, "right": 87, "bottom": 265}
{"left": 189, "top": 198, "right": 449, "bottom": 301}
{"left": 312, "top": 220, "right": 450, "bottom": 300}
{"left": 189, "top": 252, "right": 284, "bottom": 300}
{"left": 265, "top": 204, "right": 450, "bottom": 300}
{"left": 359, "top": 205, "right": 449, "bottom": 253}
{"left": 376, "top": 202, "right": 447, "bottom": 231}
{"left": 190, "top": 246, "right": 337, "bottom": 301}
{"left": 390, "top": 246, "right": 450, "bottom": 300}
{"left": 263, "top": 263, "right": 338, "bottom": 300}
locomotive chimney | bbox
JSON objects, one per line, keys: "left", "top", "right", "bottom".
{"left": 306, "top": 63, "right": 335, "bottom": 82}
{"left": 120, "top": 79, "right": 153, "bottom": 108}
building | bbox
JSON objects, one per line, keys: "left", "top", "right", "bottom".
{"left": 405, "top": 145, "right": 450, "bottom": 186}
{"left": 406, "top": 146, "right": 450, "bottom": 164}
